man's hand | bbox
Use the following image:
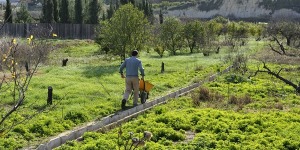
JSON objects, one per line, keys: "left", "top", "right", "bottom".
{"left": 121, "top": 74, "right": 125, "bottom": 78}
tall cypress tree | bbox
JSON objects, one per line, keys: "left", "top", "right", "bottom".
{"left": 4, "top": 0, "right": 13, "bottom": 23}
{"left": 16, "top": 2, "right": 32, "bottom": 23}
{"left": 88, "top": 0, "right": 100, "bottom": 24}
{"left": 107, "top": 0, "right": 114, "bottom": 19}
{"left": 46, "top": 0, "right": 54, "bottom": 23}
{"left": 59, "top": 0, "right": 70, "bottom": 23}
{"left": 41, "top": 0, "right": 47, "bottom": 22}
{"left": 129, "top": 0, "right": 135, "bottom": 5}
{"left": 159, "top": 9, "right": 163, "bottom": 24}
{"left": 116, "top": 0, "right": 119, "bottom": 10}
{"left": 75, "top": 0, "right": 83, "bottom": 24}
{"left": 102, "top": 12, "right": 106, "bottom": 21}
{"left": 53, "top": 0, "right": 59, "bottom": 22}
{"left": 120, "top": 0, "right": 128, "bottom": 5}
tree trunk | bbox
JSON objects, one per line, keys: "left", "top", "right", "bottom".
{"left": 286, "top": 37, "right": 291, "bottom": 46}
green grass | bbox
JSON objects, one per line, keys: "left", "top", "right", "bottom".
{"left": 50, "top": 39, "right": 300, "bottom": 149}
{"left": 4, "top": 38, "right": 294, "bottom": 149}
{"left": 1, "top": 39, "right": 247, "bottom": 149}
{"left": 56, "top": 96, "right": 300, "bottom": 150}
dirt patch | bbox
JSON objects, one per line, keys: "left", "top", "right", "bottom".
{"left": 183, "top": 130, "right": 196, "bottom": 143}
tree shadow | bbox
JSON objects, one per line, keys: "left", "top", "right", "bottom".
{"left": 81, "top": 65, "right": 119, "bottom": 78}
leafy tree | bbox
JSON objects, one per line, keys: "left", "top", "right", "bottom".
{"left": 150, "top": 24, "right": 165, "bottom": 57}
{"left": 87, "top": 0, "right": 100, "bottom": 24}
{"left": 205, "top": 20, "right": 222, "bottom": 43}
{"left": 199, "top": 20, "right": 223, "bottom": 55}
{"left": 59, "top": 0, "right": 70, "bottom": 23}
{"left": 160, "top": 17, "right": 183, "bottom": 55}
{"left": 227, "top": 21, "right": 249, "bottom": 48}
{"left": 15, "top": 2, "right": 32, "bottom": 23}
{"left": 75, "top": 0, "right": 83, "bottom": 23}
{"left": 4, "top": 0, "right": 13, "bottom": 23}
{"left": 183, "top": 20, "right": 205, "bottom": 53}
{"left": 96, "top": 4, "right": 150, "bottom": 60}
{"left": 53, "top": 0, "right": 59, "bottom": 22}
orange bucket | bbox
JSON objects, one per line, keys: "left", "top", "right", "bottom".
{"left": 139, "top": 79, "right": 154, "bottom": 92}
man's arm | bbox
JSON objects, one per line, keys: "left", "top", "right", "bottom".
{"left": 139, "top": 62, "right": 145, "bottom": 79}
{"left": 119, "top": 61, "right": 126, "bottom": 78}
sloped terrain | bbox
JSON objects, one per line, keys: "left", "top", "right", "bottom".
{"left": 154, "top": 0, "right": 300, "bottom": 20}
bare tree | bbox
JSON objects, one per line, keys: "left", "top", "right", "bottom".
{"left": 267, "top": 19, "right": 300, "bottom": 47}
{"left": 0, "top": 33, "right": 53, "bottom": 134}
{"left": 249, "top": 62, "right": 300, "bottom": 93}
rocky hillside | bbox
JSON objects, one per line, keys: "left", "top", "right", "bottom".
{"left": 152, "top": 0, "right": 300, "bottom": 21}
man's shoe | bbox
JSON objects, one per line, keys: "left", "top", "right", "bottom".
{"left": 121, "top": 99, "right": 126, "bottom": 109}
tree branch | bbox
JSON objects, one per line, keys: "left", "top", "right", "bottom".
{"left": 269, "top": 44, "right": 283, "bottom": 55}
{"left": 249, "top": 62, "right": 299, "bottom": 93}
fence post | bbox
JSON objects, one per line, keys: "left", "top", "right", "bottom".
{"left": 47, "top": 86, "right": 53, "bottom": 105}
{"left": 161, "top": 62, "right": 164, "bottom": 73}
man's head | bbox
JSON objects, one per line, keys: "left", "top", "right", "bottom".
{"left": 132, "top": 50, "right": 138, "bottom": 56}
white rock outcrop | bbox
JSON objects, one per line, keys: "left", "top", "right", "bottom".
{"left": 165, "top": 0, "right": 300, "bottom": 19}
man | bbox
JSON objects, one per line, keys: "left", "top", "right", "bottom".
{"left": 119, "top": 50, "right": 145, "bottom": 109}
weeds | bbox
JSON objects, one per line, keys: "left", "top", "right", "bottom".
{"left": 117, "top": 127, "right": 152, "bottom": 150}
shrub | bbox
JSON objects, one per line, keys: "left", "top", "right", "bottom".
{"left": 64, "top": 111, "right": 89, "bottom": 124}
{"left": 225, "top": 74, "right": 246, "bottom": 83}
{"left": 228, "top": 95, "right": 238, "bottom": 104}
{"left": 228, "top": 94, "right": 252, "bottom": 110}
{"left": 274, "top": 103, "right": 284, "bottom": 110}
{"left": 0, "top": 138, "right": 22, "bottom": 149}
{"left": 152, "top": 128, "right": 185, "bottom": 142}
{"left": 191, "top": 87, "right": 211, "bottom": 106}
{"left": 192, "top": 87, "right": 225, "bottom": 107}
{"left": 12, "top": 126, "right": 27, "bottom": 135}
{"left": 29, "top": 122, "right": 52, "bottom": 136}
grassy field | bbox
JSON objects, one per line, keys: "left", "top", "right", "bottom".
{"left": 2, "top": 37, "right": 299, "bottom": 149}
{"left": 53, "top": 40, "right": 300, "bottom": 150}
{"left": 0, "top": 38, "right": 252, "bottom": 149}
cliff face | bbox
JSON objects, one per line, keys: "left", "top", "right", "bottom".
{"left": 163, "top": 0, "right": 300, "bottom": 20}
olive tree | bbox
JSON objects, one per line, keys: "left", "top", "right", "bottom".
{"left": 267, "top": 20, "right": 300, "bottom": 56}
{"left": 227, "top": 21, "right": 249, "bottom": 49}
{"left": 202, "top": 20, "right": 222, "bottom": 55}
{"left": 183, "top": 20, "right": 205, "bottom": 53}
{"left": 160, "top": 17, "right": 183, "bottom": 55}
{"left": 267, "top": 20, "right": 300, "bottom": 47}
{"left": 96, "top": 4, "right": 150, "bottom": 60}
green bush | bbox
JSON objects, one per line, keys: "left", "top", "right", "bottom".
{"left": 225, "top": 74, "right": 247, "bottom": 83}
{"left": 64, "top": 111, "right": 89, "bottom": 124}
{"left": 152, "top": 127, "right": 185, "bottom": 142}
{"left": 12, "top": 125, "right": 27, "bottom": 135}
